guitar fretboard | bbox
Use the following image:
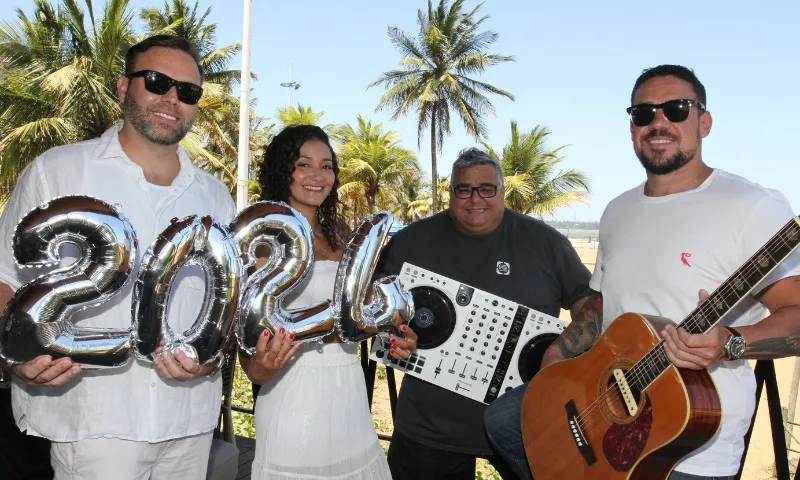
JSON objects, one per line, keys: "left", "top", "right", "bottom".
{"left": 629, "top": 217, "right": 800, "bottom": 394}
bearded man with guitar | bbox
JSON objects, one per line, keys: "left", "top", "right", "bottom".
{"left": 484, "top": 64, "right": 800, "bottom": 480}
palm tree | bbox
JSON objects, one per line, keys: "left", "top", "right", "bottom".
{"left": 386, "top": 171, "right": 429, "bottom": 225}
{"left": 337, "top": 115, "right": 419, "bottom": 215}
{"left": 403, "top": 175, "right": 451, "bottom": 217}
{"left": 482, "top": 121, "right": 590, "bottom": 217}
{"left": 0, "top": 0, "right": 135, "bottom": 203}
{"left": 369, "top": 0, "right": 514, "bottom": 212}
{"left": 277, "top": 104, "right": 324, "bottom": 127}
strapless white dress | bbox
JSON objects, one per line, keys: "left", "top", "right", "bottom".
{"left": 251, "top": 260, "right": 391, "bottom": 480}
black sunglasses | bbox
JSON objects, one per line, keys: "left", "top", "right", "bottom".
{"left": 127, "top": 70, "right": 203, "bottom": 105}
{"left": 453, "top": 184, "right": 498, "bottom": 199}
{"left": 626, "top": 99, "right": 705, "bottom": 127}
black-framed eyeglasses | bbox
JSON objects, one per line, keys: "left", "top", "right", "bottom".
{"left": 127, "top": 70, "right": 204, "bottom": 105}
{"left": 626, "top": 99, "right": 705, "bottom": 127}
{"left": 452, "top": 184, "right": 498, "bottom": 199}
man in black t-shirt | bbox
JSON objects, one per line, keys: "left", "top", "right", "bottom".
{"left": 376, "top": 148, "right": 592, "bottom": 480}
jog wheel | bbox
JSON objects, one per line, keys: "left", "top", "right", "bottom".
{"left": 408, "top": 286, "right": 456, "bottom": 349}
{"left": 517, "top": 333, "right": 559, "bottom": 382}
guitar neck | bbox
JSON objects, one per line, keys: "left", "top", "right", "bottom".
{"left": 632, "top": 216, "right": 800, "bottom": 392}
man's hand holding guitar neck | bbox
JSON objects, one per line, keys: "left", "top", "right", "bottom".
{"left": 663, "top": 277, "right": 800, "bottom": 370}
{"left": 544, "top": 278, "right": 800, "bottom": 373}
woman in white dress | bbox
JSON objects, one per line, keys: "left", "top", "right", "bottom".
{"left": 239, "top": 125, "right": 418, "bottom": 480}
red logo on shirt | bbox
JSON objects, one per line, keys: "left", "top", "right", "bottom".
{"left": 681, "top": 252, "right": 692, "bottom": 267}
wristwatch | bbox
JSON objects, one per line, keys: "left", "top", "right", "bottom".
{"left": 723, "top": 327, "right": 746, "bottom": 360}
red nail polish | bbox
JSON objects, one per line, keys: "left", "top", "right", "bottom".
{"left": 280, "top": 327, "right": 285, "bottom": 334}
{"left": 390, "top": 337, "right": 396, "bottom": 344}
{"left": 400, "top": 325, "right": 407, "bottom": 332}
{"left": 289, "top": 333, "right": 295, "bottom": 340}
{"left": 263, "top": 330, "right": 270, "bottom": 337}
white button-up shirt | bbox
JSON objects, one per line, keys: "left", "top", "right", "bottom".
{"left": 0, "top": 123, "right": 236, "bottom": 442}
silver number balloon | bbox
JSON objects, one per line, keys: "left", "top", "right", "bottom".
{"left": 0, "top": 195, "right": 138, "bottom": 368}
{"left": 133, "top": 215, "right": 241, "bottom": 365}
{"left": 232, "top": 201, "right": 334, "bottom": 355}
{"left": 333, "top": 212, "right": 414, "bottom": 343}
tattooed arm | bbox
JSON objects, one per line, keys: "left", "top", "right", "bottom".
{"left": 738, "top": 275, "right": 800, "bottom": 359}
{"left": 541, "top": 290, "right": 603, "bottom": 368}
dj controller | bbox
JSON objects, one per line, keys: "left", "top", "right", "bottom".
{"left": 369, "top": 263, "right": 568, "bottom": 404}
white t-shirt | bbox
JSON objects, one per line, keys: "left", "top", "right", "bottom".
{"left": 590, "top": 168, "right": 800, "bottom": 476}
{"left": 0, "top": 122, "right": 236, "bottom": 442}
{"left": 146, "top": 181, "right": 173, "bottom": 210}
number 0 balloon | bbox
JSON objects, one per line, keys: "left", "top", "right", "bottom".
{"left": 133, "top": 215, "right": 241, "bottom": 366}
{"left": 0, "top": 195, "right": 138, "bottom": 368}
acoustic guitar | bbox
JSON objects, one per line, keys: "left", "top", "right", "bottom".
{"left": 520, "top": 216, "right": 800, "bottom": 479}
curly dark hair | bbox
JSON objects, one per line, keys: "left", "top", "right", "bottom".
{"left": 256, "top": 125, "right": 347, "bottom": 251}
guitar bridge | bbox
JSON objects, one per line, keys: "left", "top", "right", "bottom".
{"left": 613, "top": 368, "right": 638, "bottom": 416}
{"left": 565, "top": 399, "right": 596, "bottom": 466}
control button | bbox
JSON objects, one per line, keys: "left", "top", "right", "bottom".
{"left": 414, "top": 367, "right": 422, "bottom": 373}
{"left": 462, "top": 334, "right": 468, "bottom": 339}
{"left": 473, "top": 338, "right": 478, "bottom": 343}
{"left": 418, "top": 359, "right": 425, "bottom": 366}
{"left": 492, "top": 300, "right": 498, "bottom": 306}
{"left": 376, "top": 350, "right": 385, "bottom": 358}
{"left": 484, "top": 342, "right": 489, "bottom": 347}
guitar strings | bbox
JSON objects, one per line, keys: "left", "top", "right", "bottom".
{"left": 570, "top": 226, "right": 799, "bottom": 436}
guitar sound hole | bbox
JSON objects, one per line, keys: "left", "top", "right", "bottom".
{"left": 598, "top": 362, "right": 641, "bottom": 425}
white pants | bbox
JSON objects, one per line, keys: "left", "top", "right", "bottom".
{"left": 50, "top": 432, "right": 213, "bottom": 480}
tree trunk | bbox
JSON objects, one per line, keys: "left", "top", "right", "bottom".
{"left": 430, "top": 109, "right": 438, "bottom": 213}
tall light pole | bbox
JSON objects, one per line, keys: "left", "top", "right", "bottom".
{"left": 280, "top": 63, "right": 300, "bottom": 107}
{"left": 235, "top": 0, "right": 253, "bottom": 211}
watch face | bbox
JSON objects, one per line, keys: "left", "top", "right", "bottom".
{"left": 730, "top": 337, "right": 746, "bottom": 359}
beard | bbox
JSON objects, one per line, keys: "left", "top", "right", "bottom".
{"left": 635, "top": 129, "right": 697, "bottom": 175}
{"left": 123, "top": 93, "right": 195, "bottom": 146}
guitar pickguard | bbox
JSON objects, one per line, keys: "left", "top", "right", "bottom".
{"left": 602, "top": 395, "right": 654, "bottom": 472}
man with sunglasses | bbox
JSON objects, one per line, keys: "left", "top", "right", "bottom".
{"left": 484, "top": 65, "right": 800, "bottom": 480}
{"left": 376, "top": 148, "right": 592, "bottom": 480}
{"left": 0, "top": 35, "right": 235, "bottom": 479}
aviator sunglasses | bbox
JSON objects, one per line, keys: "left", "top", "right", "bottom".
{"left": 626, "top": 99, "right": 705, "bottom": 127}
{"left": 127, "top": 70, "right": 204, "bottom": 105}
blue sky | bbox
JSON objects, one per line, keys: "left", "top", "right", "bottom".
{"left": 2, "top": 0, "right": 798, "bottom": 221}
